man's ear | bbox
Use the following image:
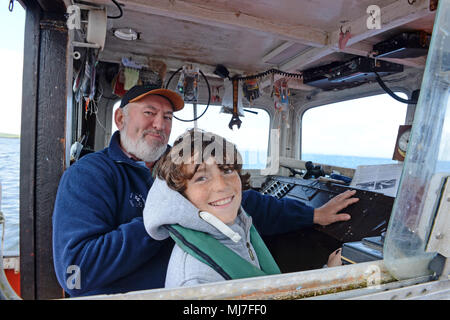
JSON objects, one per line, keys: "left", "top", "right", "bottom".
{"left": 114, "top": 107, "right": 125, "bottom": 130}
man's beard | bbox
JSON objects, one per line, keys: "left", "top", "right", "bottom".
{"left": 120, "top": 127, "right": 168, "bottom": 163}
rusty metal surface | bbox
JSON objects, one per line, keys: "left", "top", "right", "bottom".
{"left": 75, "top": 260, "right": 395, "bottom": 300}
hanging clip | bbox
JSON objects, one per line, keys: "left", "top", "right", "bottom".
{"left": 339, "top": 26, "right": 352, "bottom": 50}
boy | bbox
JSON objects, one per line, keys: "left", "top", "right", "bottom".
{"left": 144, "top": 129, "right": 281, "bottom": 287}
{"left": 144, "top": 129, "right": 341, "bottom": 288}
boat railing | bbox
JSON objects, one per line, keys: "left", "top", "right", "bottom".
{"left": 0, "top": 181, "right": 21, "bottom": 300}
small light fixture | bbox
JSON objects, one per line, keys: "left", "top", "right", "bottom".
{"left": 113, "top": 28, "right": 138, "bottom": 41}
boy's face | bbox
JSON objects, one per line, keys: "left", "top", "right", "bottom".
{"left": 184, "top": 157, "right": 242, "bottom": 225}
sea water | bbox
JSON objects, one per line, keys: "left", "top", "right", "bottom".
{"left": 0, "top": 137, "right": 20, "bottom": 255}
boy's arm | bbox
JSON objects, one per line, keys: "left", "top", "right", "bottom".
{"left": 241, "top": 189, "right": 314, "bottom": 236}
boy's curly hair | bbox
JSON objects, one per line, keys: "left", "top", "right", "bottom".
{"left": 154, "top": 128, "right": 250, "bottom": 194}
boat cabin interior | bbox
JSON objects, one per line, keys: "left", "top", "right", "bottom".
{"left": 1, "top": 0, "right": 448, "bottom": 300}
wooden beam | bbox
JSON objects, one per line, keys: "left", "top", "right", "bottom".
{"left": 330, "top": 0, "right": 430, "bottom": 49}
{"left": 261, "top": 41, "right": 295, "bottom": 63}
{"left": 20, "top": 2, "right": 68, "bottom": 300}
{"left": 280, "top": 46, "right": 335, "bottom": 72}
{"left": 20, "top": 0, "right": 41, "bottom": 301}
{"left": 98, "top": 50, "right": 245, "bottom": 78}
{"left": 35, "top": 15, "right": 68, "bottom": 300}
{"left": 280, "top": 0, "right": 431, "bottom": 71}
{"left": 94, "top": 0, "right": 327, "bottom": 47}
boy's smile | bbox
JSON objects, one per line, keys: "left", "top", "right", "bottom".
{"left": 209, "top": 196, "right": 234, "bottom": 207}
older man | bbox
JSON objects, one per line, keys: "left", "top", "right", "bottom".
{"left": 52, "top": 85, "right": 357, "bottom": 297}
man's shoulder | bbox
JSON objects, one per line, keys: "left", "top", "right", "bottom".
{"left": 64, "top": 148, "right": 115, "bottom": 176}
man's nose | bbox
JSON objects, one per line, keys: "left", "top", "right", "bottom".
{"left": 152, "top": 113, "right": 165, "bottom": 130}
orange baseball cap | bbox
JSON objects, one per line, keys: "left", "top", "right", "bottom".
{"left": 119, "top": 85, "right": 184, "bottom": 111}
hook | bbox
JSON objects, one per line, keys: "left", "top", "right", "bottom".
{"left": 340, "top": 25, "right": 351, "bottom": 34}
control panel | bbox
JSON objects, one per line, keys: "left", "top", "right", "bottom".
{"left": 260, "top": 180, "right": 294, "bottom": 199}
{"left": 260, "top": 176, "right": 394, "bottom": 243}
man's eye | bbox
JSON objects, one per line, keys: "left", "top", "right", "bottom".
{"left": 194, "top": 176, "right": 207, "bottom": 182}
{"left": 164, "top": 116, "right": 173, "bottom": 121}
{"left": 144, "top": 111, "right": 156, "bottom": 116}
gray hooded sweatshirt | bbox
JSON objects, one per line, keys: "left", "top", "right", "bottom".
{"left": 143, "top": 177, "right": 262, "bottom": 288}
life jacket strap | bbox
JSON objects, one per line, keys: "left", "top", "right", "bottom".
{"left": 166, "top": 223, "right": 281, "bottom": 281}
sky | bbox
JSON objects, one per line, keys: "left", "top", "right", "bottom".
{"left": 0, "top": 3, "right": 25, "bottom": 135}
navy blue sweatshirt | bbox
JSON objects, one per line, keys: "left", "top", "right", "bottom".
{"left": 52, "top": 131, "right": 314, "bottom": 297}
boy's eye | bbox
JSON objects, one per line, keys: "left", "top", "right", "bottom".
{"left": 223, "top": 167, "right": 235, "bottom": 174}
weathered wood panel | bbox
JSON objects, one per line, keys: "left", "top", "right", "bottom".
{"left": 20, "top": 0, "right": 68, "bottom": 300}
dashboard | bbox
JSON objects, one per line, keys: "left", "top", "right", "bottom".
{"left": 258, "top": 175, "right": 394, "bottom": 270}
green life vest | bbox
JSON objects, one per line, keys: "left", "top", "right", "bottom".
{"left": 166, "top": 223, "right": 281, "bottom": 281}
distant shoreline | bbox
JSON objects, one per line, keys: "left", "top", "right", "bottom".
{"left": 0, "top": 133, "right": 20, "bottom": 139}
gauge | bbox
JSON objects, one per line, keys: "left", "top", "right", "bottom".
{"left": 398, "top": 127, "right": 411, "bottom": 157}
{"left": 393, "top": 125, "right": 412, "bottom": 161}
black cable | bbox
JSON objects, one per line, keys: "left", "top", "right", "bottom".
{"left": 166, "top": 68, "right": 211, "bottom": 122}
{"left": 165, "top": 67, "right": 183, "bottom": 90}
{"left": 243, "top": 108, "right": 258, "bottom": 115}
{"left": 374, "top": 72, "right": 418, "bottom": 104}
{"left": 107, "top": 0, "right": 123, "bottom": 19}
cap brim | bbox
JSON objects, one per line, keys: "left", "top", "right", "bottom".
{"left": 129, "top": 88, "right": 184, "bottom": 111}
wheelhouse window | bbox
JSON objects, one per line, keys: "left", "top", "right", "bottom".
{"left": 170, "top": 105, "right": 270, "bottom": 169}
{"left": 301, "top": 93, "right": 408, "bottom": 168}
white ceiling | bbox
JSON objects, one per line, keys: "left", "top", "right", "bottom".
{"left": 84, "top": 0, "right": 435, "bottom": 75}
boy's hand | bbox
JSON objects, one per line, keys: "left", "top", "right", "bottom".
{"left": 327, "top": 248, "right": 343, "bottom": 267}
{"left": 313, "top": 189, "right": 359, "bottom": 226}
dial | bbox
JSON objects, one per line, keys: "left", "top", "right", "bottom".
{"left": 393, "top": 125, "right": 412, "bottom": 161}
{"left": 398, "top": 128, "right": 411, "bottom": 156}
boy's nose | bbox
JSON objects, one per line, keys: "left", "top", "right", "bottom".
{"left": 212, "top": 173, "right": 228, "bottom": 191}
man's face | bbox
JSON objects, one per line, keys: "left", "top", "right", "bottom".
{"left": 115, "top": 94, "right": 173, "bottom": 162}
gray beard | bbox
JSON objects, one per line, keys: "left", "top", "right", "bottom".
{"left": 120, "top": 129, "right": 167, "bottom": 163}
